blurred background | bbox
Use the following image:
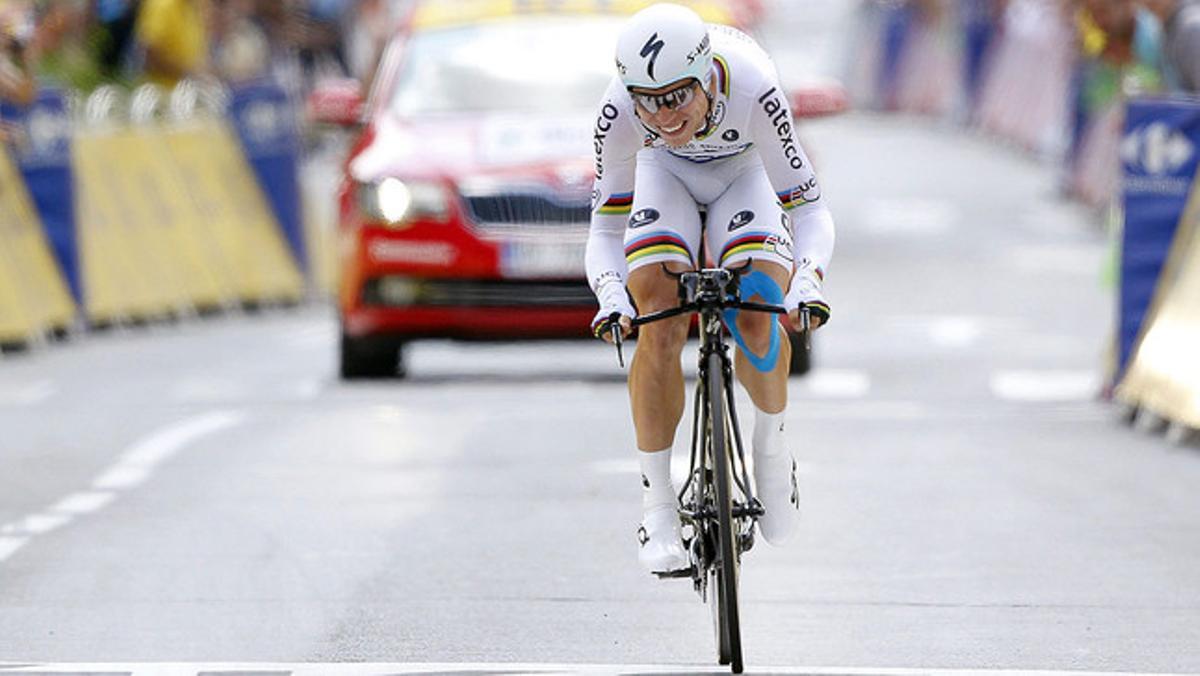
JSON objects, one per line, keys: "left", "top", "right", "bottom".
{"left": 1, "top": 0, "right": 1199, "bottom": 669}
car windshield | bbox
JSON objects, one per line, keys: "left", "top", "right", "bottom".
{"left": 389, "top": 16, "right": 621, "bottom": 116}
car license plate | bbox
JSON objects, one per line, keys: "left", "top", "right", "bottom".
{"left": 501, "top": 240, "right": 586, "bottom": 278}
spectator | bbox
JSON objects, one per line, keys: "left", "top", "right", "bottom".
{"left": 94, "top": 0, "right": 142, "bottom": 83}
{"left": 27, "top": 0, "right": 107, "bottom": 92}
{"left": 0, "top": 8, "right": 35, "bottom": 108}
{"left": 1135, "top": 0, "right": 1200, "bottom": 92}
{"left": 135, "top": 0, "right": 211, "bottom": 87}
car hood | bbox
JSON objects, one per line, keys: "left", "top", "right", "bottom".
{"left": 351, "top": 112, "right": 595, "bottom": 184}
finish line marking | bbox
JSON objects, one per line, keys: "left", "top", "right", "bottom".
{"left": 0, "top": 665, "right": 1183, "bottom": 676}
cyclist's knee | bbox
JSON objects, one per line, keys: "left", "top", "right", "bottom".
{"left": 638, "top": 317, "right": 689, "bottom": 357}
{"left": 735, "top": 312, "right": 776, "bottom": 356}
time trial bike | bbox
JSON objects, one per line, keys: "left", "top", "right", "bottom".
{"left": 611, "top": 263, "right": 810, "bottom": 673}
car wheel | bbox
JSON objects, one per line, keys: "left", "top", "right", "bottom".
{"left": 787, "top": 329, "right": 811, "bottom": 377}
{"left": 340, "top": 332, "right": 406, "bottom": 379}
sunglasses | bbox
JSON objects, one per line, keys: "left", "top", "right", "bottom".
{"left": 632, "top": 84, "right": 698, "bottom": 114}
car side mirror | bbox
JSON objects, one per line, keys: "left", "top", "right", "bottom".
{"left": 789, "top": 82, "right": 849, "bottom": 119}
{"left": 307, "top": 78, "right": 365, "bottom": 128}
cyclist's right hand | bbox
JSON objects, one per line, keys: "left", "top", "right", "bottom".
{"left": 591, "top": 305, "right": 634, "bottom": 343}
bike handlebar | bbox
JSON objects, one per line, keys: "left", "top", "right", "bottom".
{"left": 631, "top": 299, "right": 787, "bottom": 328}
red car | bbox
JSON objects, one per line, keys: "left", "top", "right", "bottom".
{"left": 312, "top": 0, "right": 845, "bottom": 378}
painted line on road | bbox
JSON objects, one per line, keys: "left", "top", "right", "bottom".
{"left": 793, "top": 369, "right": 872, "bottom": 398}
{"left": 0, "top": 380, "right": 56, "bottom": 406}
{"left": 0, "top": 410, "right": 245, "bottom": 566}
{"left": 990, "top": 370, "right": 1101, "bottom": 403}
{"left": 0, "top": 537, "right": 28, "bottom": 562}
{"left": 0, "top": 663, "right": 1180, "bottom": 675}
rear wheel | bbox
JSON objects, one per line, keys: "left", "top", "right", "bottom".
{"left": 707, "top": 352, "right": 743, "bottom": 673}
{"left": 339, "top": 331, "right": 406, "bottom": 379}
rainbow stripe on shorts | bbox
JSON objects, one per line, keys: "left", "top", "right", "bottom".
{"left": 719, "top": 232, "right": 772, "bottom": 265}
{"left": 625, "top": 232, "right": 693, "bottom": 266}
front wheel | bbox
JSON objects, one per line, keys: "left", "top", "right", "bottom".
{"left": 787, "top": 329, "right": 811, "bottom": 377}
{"left": 339, "top": 331, "right": 407, "bottom": 380}
{"left": 707, "top": 352, "right": 743, "bottom": 673}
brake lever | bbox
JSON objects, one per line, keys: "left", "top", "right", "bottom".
{"left": 800, "top": 306, "right": 812, "bottom": 353}
{"left": 612, "top": 322, "right": 625, "bottom": 369}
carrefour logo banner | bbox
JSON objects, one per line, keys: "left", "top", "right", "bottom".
{"left": 0, "top": 88, "right": 72, "bottom": 168}
{"left": 1119, "top": 98, "right": 1200, "bottom": 375}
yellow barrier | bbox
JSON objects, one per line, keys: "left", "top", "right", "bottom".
{"left": 1116, "top": 171, "right": 1200, "bottom": 429}
{"left": 73, "top": 117, "right": 304, "bottom": 325}
{"left": 164, "top": 118, "right": 304, "bottom": 304}
{"left": 0, "top": 147, "right": 76, "bottom": 343}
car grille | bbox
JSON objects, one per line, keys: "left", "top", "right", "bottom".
{"left": 465, "top": 193, "right": 591, "bottom": 226}
{"left": 364, "top": 278, "right": 594, "bottom": 308}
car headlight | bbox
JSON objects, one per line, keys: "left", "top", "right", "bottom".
{"left": 356, "top": 178, "right": 450, "bottom": 228}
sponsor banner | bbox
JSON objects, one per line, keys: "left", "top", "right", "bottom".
{"left": 1, "top": 88, "right": 81, "bottom": 302}
{"left": 1118, "top": 98, "right": 1200, "bottom": 375}
{"left": 228, "top": 82, "right": 306, "bottom": 274}
{"left": 1116, "top": 170, "right": 1200, "bottom": 428}
{"left": 0, "top": 146, "right": 75, "bottom": 342}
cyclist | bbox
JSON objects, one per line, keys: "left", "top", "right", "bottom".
{"left": 587, "top": 3, "right": 835, "bottom": 573}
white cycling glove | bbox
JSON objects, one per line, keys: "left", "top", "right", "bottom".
{"left": 590, "top": 279, "right": 637, "bottom": 338}
{"left": 785, "top": 262, "right": 830, "bottom": 325}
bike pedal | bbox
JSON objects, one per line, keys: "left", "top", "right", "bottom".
{"left": 653, "top": 566, "right": 696, "bottom": 579}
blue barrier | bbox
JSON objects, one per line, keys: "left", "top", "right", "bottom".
{"left": 1119, "top": 98, "right": 1200, "bottom": 375}
{"left": 228, "top": 81, "right": 306, "bottom": 273}
{"left": 1, "top": 88, "right": 81, "bottom": 304}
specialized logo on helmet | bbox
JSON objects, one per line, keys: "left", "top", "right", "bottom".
{"left": 728, "top": 210, "right": 755, "bottom": 231}
{"left": 685, "top": 33, "right": 710, "bottom": 65}
{"left": 615, "top": 58, "right": 627, "bottom": 76}
{"left": 640, "top": 32, "right": 666, "bottom": 81}
{"left": 630, "top": 208, "right": 661, "bottom": 228}
{"left": 722, "top": 129, "right": 740, "bottom": 142}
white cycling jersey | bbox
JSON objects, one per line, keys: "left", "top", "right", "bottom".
{"left": 585, "top": 24, "right": 835, "bottom": 305}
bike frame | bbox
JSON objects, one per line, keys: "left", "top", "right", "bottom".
{"left": 621, "top": 265, "right": 804, "bottom": 672}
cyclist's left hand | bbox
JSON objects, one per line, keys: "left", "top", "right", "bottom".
{"left": 785, "top": 267, "right": 830, "bottom": 332}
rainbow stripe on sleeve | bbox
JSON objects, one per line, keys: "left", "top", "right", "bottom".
{"left": 776, "top": 185, "right": 812, "bottom": 211}
{"left": 598, "top": 192, "right": 634, "bottom": 215}
{"left": 625, "top": 232, "right": 693, "bottom": 265}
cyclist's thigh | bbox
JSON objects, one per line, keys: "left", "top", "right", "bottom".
{"left": 705, "top": 166, "right": 793, "bottom": 285}
{"left": 626, "top": 157, "right": 702, "bottom": 314}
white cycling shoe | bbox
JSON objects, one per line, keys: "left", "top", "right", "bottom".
{"left": 754, "top": 452, "right": 800, "bottom": 545}
{"left": 637, "top": 504, "right": 690, "bottom": 574}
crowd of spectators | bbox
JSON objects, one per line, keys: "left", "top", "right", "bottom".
{"left": 0, "top": 0, "right": 411, "bottom": 113}
{"left": 849, "top": 0, "right": 1200, "bottom": 207}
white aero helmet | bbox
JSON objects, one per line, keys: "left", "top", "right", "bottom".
{"left": 615, "top": 3, "right": 712, "bottom": 90}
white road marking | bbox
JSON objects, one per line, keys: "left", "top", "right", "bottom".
{"left": 0, "top": 536, "right": 29, "bottom": 562}
{"left": 862, "top": 197, "right": 959, "bottom": 235}
{"left": 793, "top": 369, "right": 871, "bottom": 398}
{"left": 0, "top": 410, "right": 245, "bottom": 566}
{"left": 0, "top": 380, "right": 56, "bottom": 406}
{"left": 928, "top": 316, "right": 982, "bottom": 348}
{"left": 990, "top": 370, "right": 1101, "bottom": 403}
{"left": 0, "top": 664, "right": 1176, "bottom": 675}
{"left": 3, "top": 513, "right": 72, "bottom": 535}
{"left": 50, "top": 491, "right": 115, "bottom": 515}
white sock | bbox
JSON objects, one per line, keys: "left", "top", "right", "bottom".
{"left": 638, "top": 448, "right": 675, "bottom": 510}
{"left": 753, "top": 407, "right": 787, "bottom": 460}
